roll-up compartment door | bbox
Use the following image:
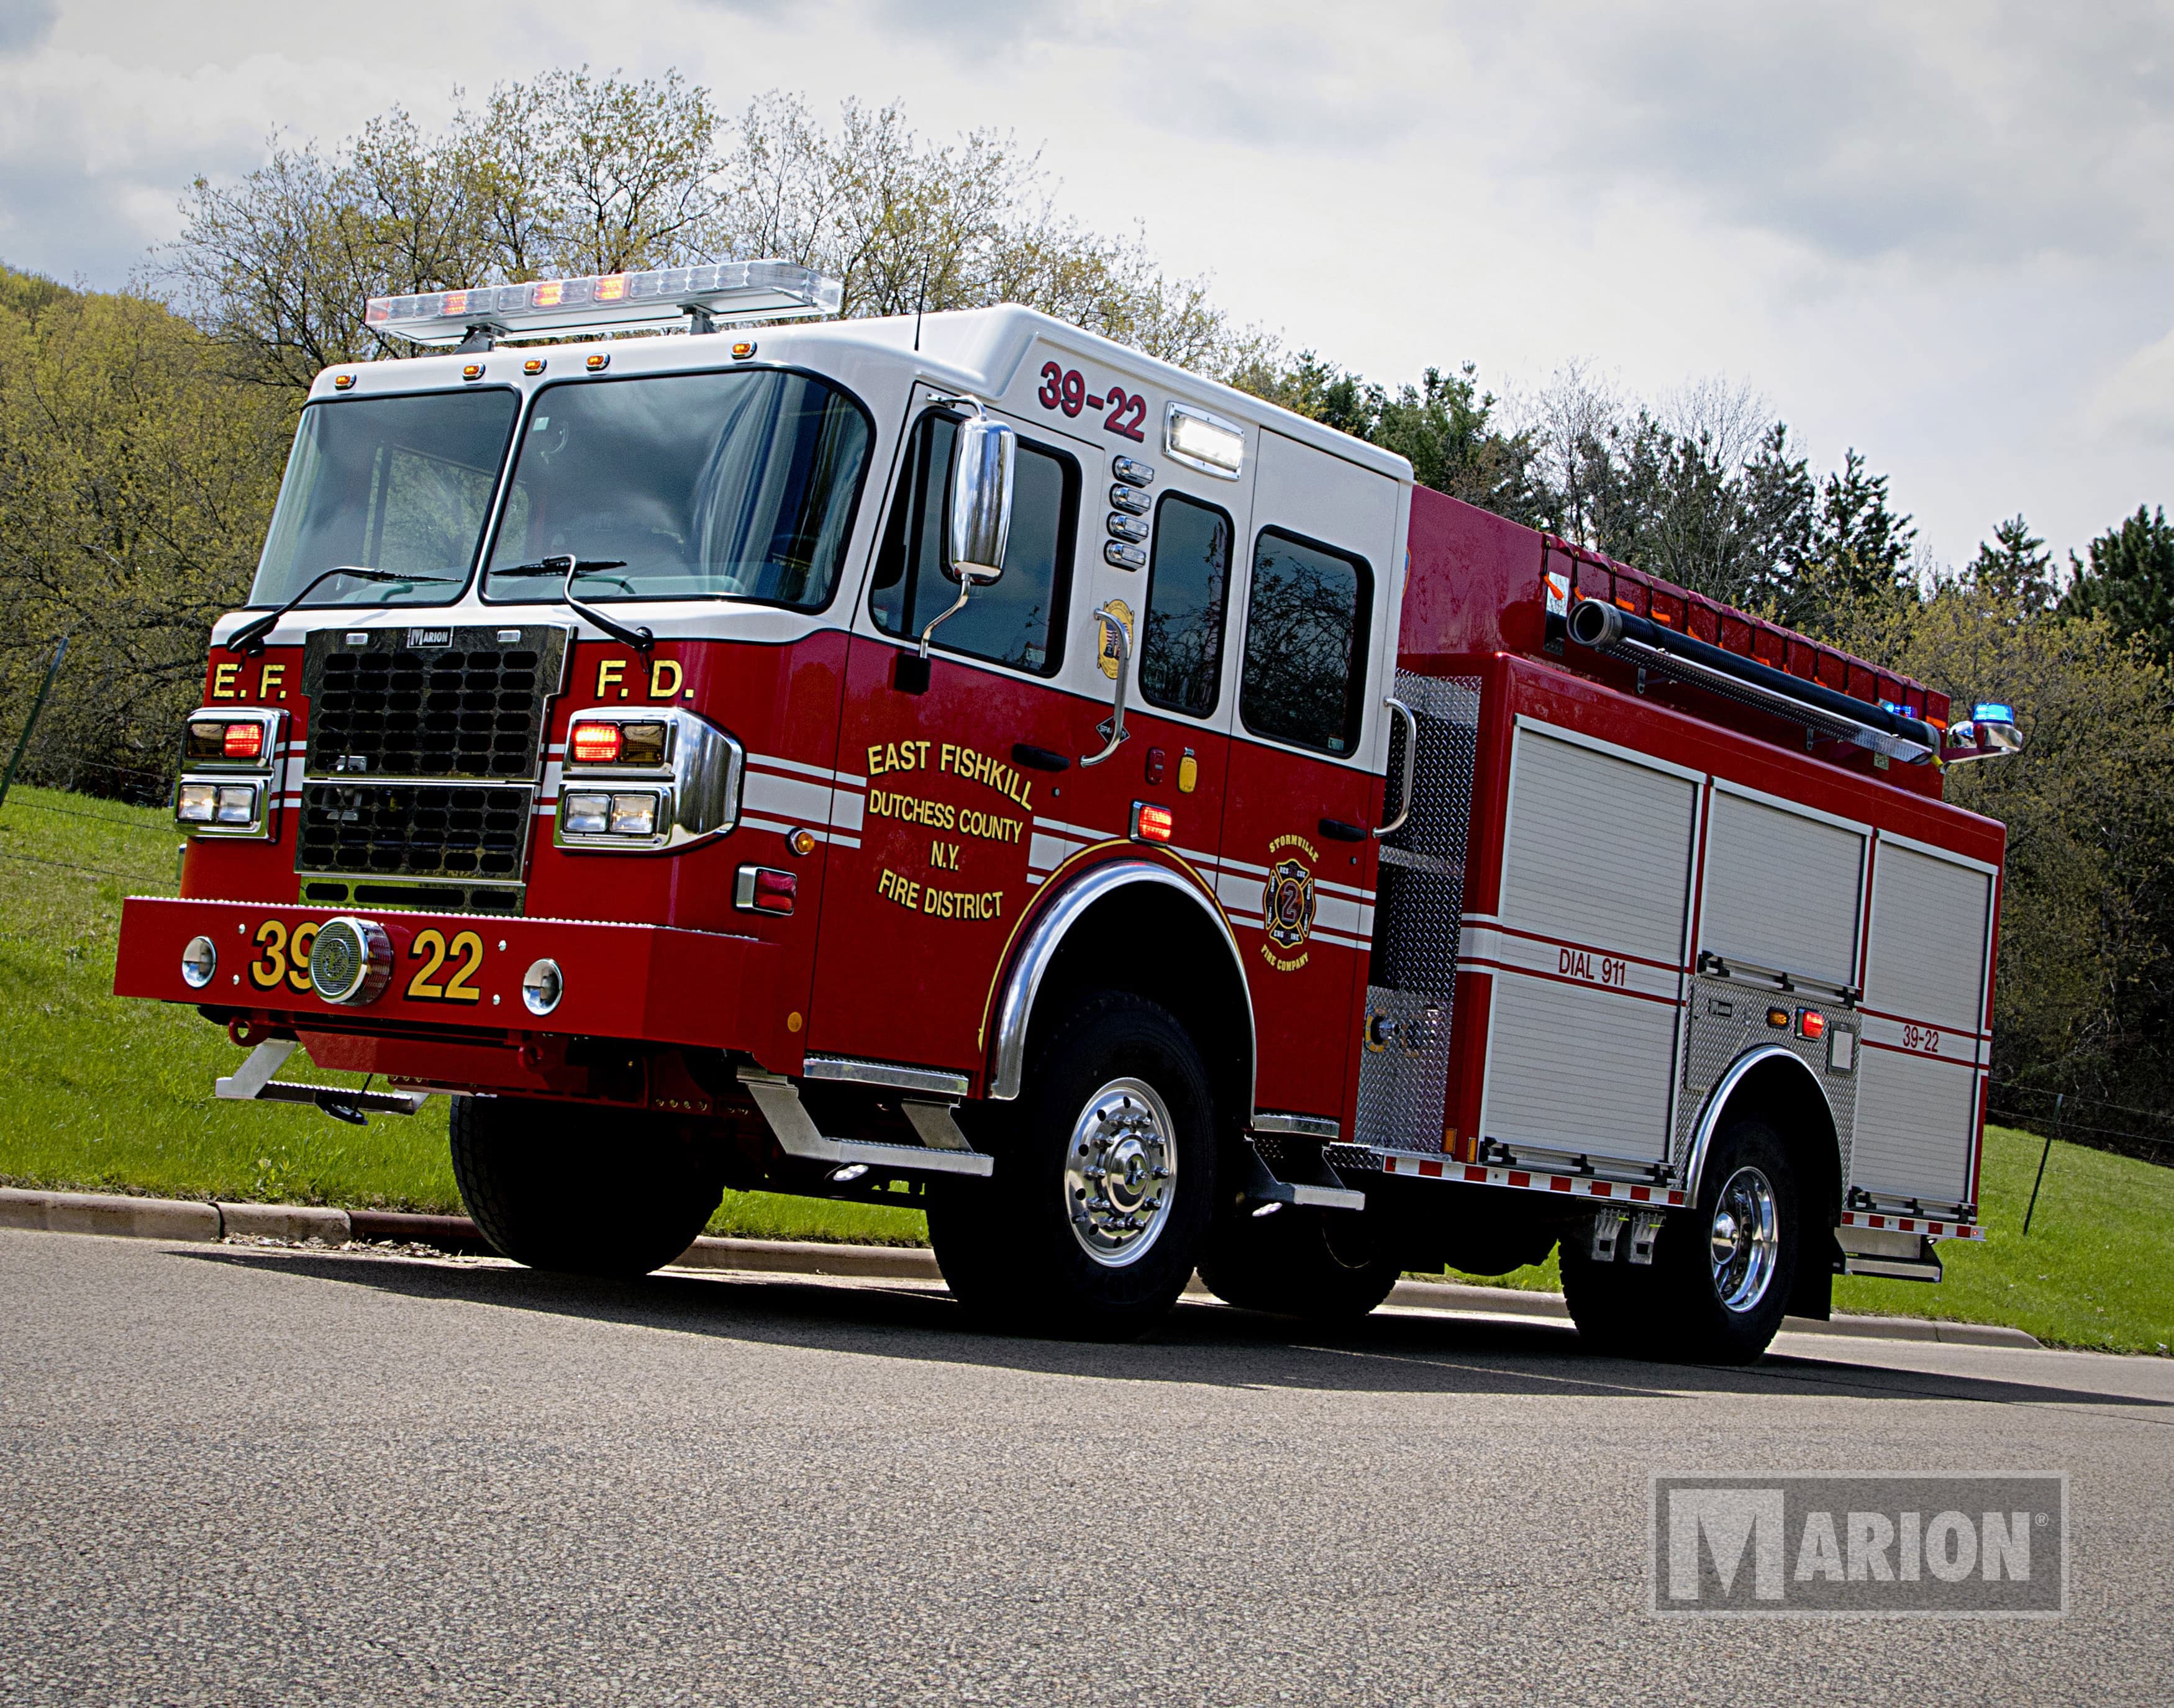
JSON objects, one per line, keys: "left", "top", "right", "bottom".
{"left": 1852, "top": 840, "right": 1994, "bottom": 1206}
{"left": 1477, "top": 725, "right": 1696, "bottom": 1165}
{"left": 1698, "top": 789, "right": 1865, "bottom": 989}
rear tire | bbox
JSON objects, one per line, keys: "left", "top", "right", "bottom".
{"left": 929, "top": 991, "right": 1215, "bottom": 1340}
{"left": 449, "top": 1094, "right": 724, "bottom": 1278}
{"left": 1563, "top": 1117, "right": 1798, "bottom": 1365}
{"left": 1198, "top": 1203, "right": 1401, "bottom": 1321}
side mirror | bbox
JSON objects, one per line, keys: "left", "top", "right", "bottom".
{"left": 946, "top": 414, "right": 1016, "bottom": 585}
{"left": 907, "top": 409, "right": 1017, "bottom": 681}
{"left": 1944, "top": 701, "right": 2024, "bottom": 765}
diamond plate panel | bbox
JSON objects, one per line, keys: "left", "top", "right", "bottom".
{"left": 1355, "top": 673, "right": 1481, "bottom": 1153}
{"left": 1670, "top": 975, "right": 1859, "bottom": 1180}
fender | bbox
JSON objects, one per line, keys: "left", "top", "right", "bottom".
{"left": 1681, "top": 1043, "right": 1839, "bottom": 1206}
{"left": 986, "top": 857, "right": 1257, "bottom": 1109}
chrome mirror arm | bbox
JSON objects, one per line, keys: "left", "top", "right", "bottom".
{"left": 1375, "top": 695, "right": 1418, "bottom": 837}
{"left": 1079, "top": 604, "right": 1133, "bottom": 768}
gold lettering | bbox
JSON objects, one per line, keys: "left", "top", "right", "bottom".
{"left": 211, "top": 661, "right": 239, "bottom": 700}
{"left": 931, "top": 840, "right": 960, "bottom": 870}
{"left": 648, "top": 659, "right": 683, "bottom": 699}
{"left": 258, "top": 662, "right": 286, "bottom": 701}
{"left": 596, "top": 658, "right": 626, "bottom": 699}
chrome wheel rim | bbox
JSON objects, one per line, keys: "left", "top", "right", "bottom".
{"left": 1708, "top": 1164, "right": 1779, "bottom": 1313}
{"left": 1064, "top": 1077, "right": 1176, "bottom": 1268}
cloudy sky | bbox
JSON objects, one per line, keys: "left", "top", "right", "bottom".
{"left": 4, "top": 0, "right": 2170, "bottom": 569}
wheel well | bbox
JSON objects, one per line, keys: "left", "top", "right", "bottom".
{"left": 1023, "top": 883, "right": 1253, "bottom": 1129}
{"left": 1703, "top": 1053, "right": 1842, "bottom": 1318}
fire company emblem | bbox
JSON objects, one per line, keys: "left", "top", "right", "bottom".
{"left": 1263, "top": 858, "right": 1317, "bottom": 950}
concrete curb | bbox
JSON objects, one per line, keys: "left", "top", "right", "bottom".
{"left": 0, "top": 1185, "right": 2042, "bottom": 1348}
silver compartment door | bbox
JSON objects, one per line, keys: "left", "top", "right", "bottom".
{"left": 1698, "top": 786, "right": 1867, "bottom": 991}
{"left": 1852, "top": 838, "right": 1995, "bottom": 1206}
{"left": 1473, "top": 722, "right": 1698, "bottom": 1165}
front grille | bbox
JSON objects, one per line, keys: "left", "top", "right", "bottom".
{"left": 301, "top": 625, "right": 569, "bottom": 781}
{"left": 298, "top": 782, "right": 532, "bottom": 881}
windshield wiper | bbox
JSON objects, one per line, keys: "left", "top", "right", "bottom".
{"left": 225, "top": 566, "right": 457, "bottom": 656}
{"left": 494, "top": 555, "right": 650, "bottom": 653}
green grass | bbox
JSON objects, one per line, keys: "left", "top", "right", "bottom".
{"left": 4, "top": 786, "right": 2170, "bottom": 1341}
{"left": 1432, "top": 1124, "right": 2173, "bottom": 1355}
{"left": 0, "top": 784, "right": 924, "bottom": 1245}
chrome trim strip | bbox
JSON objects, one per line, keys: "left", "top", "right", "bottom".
{"left": 1252, "top": 1111, "right": 1340, "bottom": 1140}
{"left": 802, "top": 1055, "right": 972, "bottom": 1098}
{"left": 989, "top": 858, "right": 1256, "bottom": 1109}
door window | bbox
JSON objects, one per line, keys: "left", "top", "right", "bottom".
{"left": 1139, "top": 493, "right": 1232, "bottom": 718}
{"left": 1238, "top": 528, "right": 1371, "bottom": 754}
{"left": 870, "top": 412, "right": 1078, "bottom": 676}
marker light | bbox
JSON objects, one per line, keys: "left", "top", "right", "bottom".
{"left": 521, "top": 957, "right": 564, "bottom": 1016}
{"left": 735, "top": 865, "right": 797, "bottom": 914}
{"left": 332, "top": 373, "right": 356, "bottom": 391}
{"left": 364, "top": 262, "right": 843, "bottom": 345}
{"left": 1164, "top": 403, "right": 1244, "bottom": 479}
{"left": 1131, "top": 801, "right": 1175, "bottom": 843}
{"left": 522, "top": 358, "right": 547, "bottom": 376}
{"left": 1767, "top": 1007, "right": 1792, "bottom": 1029}
{"left": 180, "top": 935, "right": 217, "bottom": 989}
{"left": 1797, "top": 1009, "right": 1827, "bottom": 1042}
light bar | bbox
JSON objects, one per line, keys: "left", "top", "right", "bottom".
{"left": 365, "top": 261, "right": 844, "bottom": 347}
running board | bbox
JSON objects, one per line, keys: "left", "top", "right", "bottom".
{"left": 738, "top": 1069, "right": 993, "bottom": 1178}
{"left": 1241, "top": 1137, "right": 1365, "bottom": 1212}
{"left": 214, "top": 1040, "right": 427, "bottom": 1117}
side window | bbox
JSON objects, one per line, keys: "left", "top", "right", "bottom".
{"left": 1238, "top": 528, "right": 1372, "bottom": 755}
{"left": 870, "top": 412, "right": 1078, "bottom": 676}
{"left": 1139, "top": 493, "right": 1232, "bottom": 719}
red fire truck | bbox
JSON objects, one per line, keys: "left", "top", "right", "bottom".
{"left": 112, "top": 262, "right": 2024, "bottom": 1359}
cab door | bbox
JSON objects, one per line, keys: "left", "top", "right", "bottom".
{"left": 1218, "top": 430, "right": 1401, "bottom": 1120}
{"left": 806, "top": 391, "right": 1104, "bottom": 1076}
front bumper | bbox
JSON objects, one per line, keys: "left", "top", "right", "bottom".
{"left": 115, "top": 896, "right": 788, "bottom": 1063}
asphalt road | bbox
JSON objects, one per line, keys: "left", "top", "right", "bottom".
{"left": 2, "top": 1229, "right": 2170, "bottom": 1706}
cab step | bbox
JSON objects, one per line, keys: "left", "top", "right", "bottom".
{"left": 738, "top": 1068, "right": 993, "bottom": 1178}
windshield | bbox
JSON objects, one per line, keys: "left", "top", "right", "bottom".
{"left": 483, "top": 369, "right": 873, "bottom": 609}
{"left": 249, "top": 389, "right": 517, "bottom": 608}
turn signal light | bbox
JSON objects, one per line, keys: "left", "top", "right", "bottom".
{"left": 570, "top": 721, "right": 623, "bottom": 763}
{"left": 1766, "top": 1007, "right": 1791, "bottom": 1029}
{"left": 1798, "top": 1009, "right": 1827, "bottom": 1041}
{"left": 1131, "top": 801, "right": 1175, "bottom": 843}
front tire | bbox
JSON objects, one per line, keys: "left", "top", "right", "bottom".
{"left": 929, "top": 991, "right": 1216, "bottom": 1340}
{"left": 449, "top": 1094, "right": 724, "bottom": 1278}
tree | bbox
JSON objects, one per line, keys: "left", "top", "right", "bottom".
{"left": 1824, "top": 587, "right": 2174, "bottom": 1111}
{"left": 1227, "top": 352, "right": 1550, "bottom": 525}
{"left": 2063, "top": 504, "right": 2174, "bottom": 663}
{"left": 1966, "top": 515, "right": 2062, "bottom": 615}
{"left": 1806, "top": 448, "right": 1915, "bottom": 599}
{"left": 0, "top": 267, "right": 293, "bottom": 791}
{"left": 166, "top": 77, "right": 1252, "bottom": 388}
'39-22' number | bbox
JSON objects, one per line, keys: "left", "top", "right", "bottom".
{"left": 1037, "top": 362, "right": 1147, "bottom": 441}
{"left": 244, "top": 919, "right": 483, "bottom": 1004}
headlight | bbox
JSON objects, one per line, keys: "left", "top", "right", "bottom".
{"left": 177, "top": 783, "right": 217, "bottom": 824}
{"left": 608, "top": 792, "right": 658, "bottom": 835}
{"left": 214, "top": 784, "right": 258, "bottom": 825}
{"left": 563, "top": 791, "right": 611, "bottom": 835}
{"left": 553, "top": 708, "right": 742, "bottom": 853}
